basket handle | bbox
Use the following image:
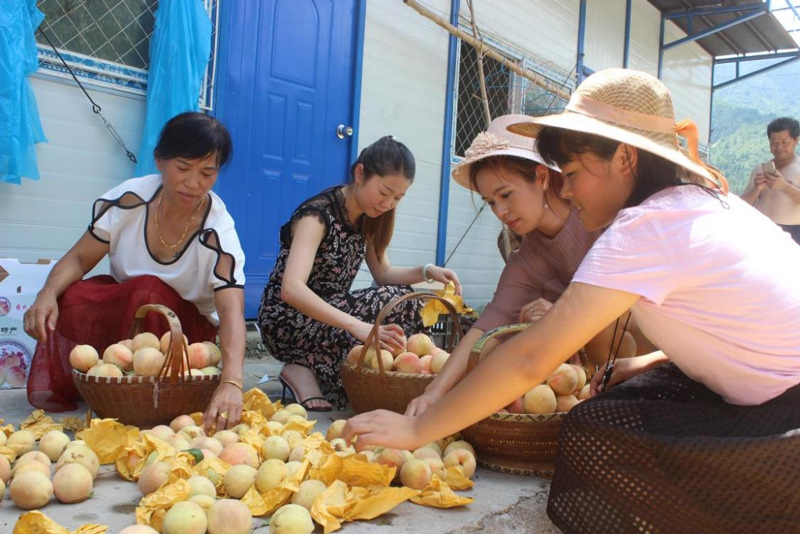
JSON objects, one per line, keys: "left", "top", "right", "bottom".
{"left": 466, "top": 323, "right": 531, "bottom": 374}
{"left": 354, "top": 291, "right": 465, "bottom": 377}
{"left": 126, "top": 304, "right": 189, "bottom": 384}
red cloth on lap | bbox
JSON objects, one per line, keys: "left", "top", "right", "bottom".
{"left": 27, "top": 275, "right": 217, "bottom": 412}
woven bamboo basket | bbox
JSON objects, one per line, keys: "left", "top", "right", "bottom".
{"left": 341, "top": 291, "right": 464, "bottom": 414}
{"left": 460, "top": 323, "right": 566, "bottom": 477}
{"left": 72, "top": 304, "right": 219, "bottom": 428}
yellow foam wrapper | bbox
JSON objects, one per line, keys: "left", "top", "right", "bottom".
{"left": 19, "top": 409, "right": 63, "bottom": 439}
{"left": 0, "top": 445, "right": 17, "bottom": 463}
{"left": 77, "top": 418, "right": 140, "bottom": 464}
{"left": 115, "top": 434, "right": 180, "bottom": 481}
{"left": 444, "top": 465, "right": 474, "bottom": 490}
{"left": 242, "top": 388, "right": 278, "bottom": 419}
{"left": 193, "top": 456, "right": 232, "bottom": 493}
{"left": 420, "top": 281, "right": 474, "bottom": 327}
{"left": 311, "top": 480, "right": 418, "bottom": 534}
{"left": 13, "top": 511, "right": 108, "bottom": 534}
{"left": 136, "top": 478, "right": 191, "bottom": 531}
{"left": 243, "top": 458, "right": 310, "bottom": 516}
{"left": 410, "top": 474, "right": 474, "bottom": 508}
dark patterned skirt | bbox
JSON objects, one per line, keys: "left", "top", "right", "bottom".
{"left": 548, "top": 363, "right": 800, "bottom": 534}
{"left": 259, "top": 284, "right": 423, "bottom": 409}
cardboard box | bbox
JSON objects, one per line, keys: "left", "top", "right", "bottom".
{"left": 0, "top": 258, "right": 56, "bottom": 388}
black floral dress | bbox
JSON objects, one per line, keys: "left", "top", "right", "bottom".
{"left": 258, "top": 186, "right": 423, "bottom": 409}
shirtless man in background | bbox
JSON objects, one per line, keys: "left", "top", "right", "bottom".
{"left": 742, "top": 117, "right": 800, "bottom": 244}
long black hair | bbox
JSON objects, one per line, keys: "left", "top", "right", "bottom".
{"left": 154, "top": 112, "right": 233, "bottom": 168}
{"left": 350, "top": 136, "right": 415, "bottom": 256}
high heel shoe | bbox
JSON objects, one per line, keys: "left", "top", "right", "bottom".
{"left": 278, "top": 374, "right": 332, "bottom": 412}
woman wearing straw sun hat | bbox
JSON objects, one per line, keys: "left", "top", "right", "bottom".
{"left": 344, "top": 69, "right": 800, "bottom": 533}
{"left": 406, "top": 114, "right": 638, "bottom": 417}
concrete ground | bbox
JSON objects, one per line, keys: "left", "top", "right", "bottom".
{"left": 0, "top": 334, "right": 560, "bottom": 534}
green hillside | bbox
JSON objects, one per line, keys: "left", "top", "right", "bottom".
{"left": 710, "top": 60, "right": 800, "bottom": 194}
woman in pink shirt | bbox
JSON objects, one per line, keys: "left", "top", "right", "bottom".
{"left": 345, "top": 69, "right": 800, "bottom": 533}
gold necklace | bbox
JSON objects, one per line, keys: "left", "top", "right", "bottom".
{"left": 154, "top": 192, "right": 206, "bottom": 254}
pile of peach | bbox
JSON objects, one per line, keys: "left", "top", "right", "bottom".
{"left": 69, "top": 332, "right": 222, "bottom": 378}
{"left": 346, "top": 333, "right": 450, "bottom": 375}
{"left": 499, "top": 363, "right": 591, "bottom": 415}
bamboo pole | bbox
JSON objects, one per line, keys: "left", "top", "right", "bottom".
{"left": 403, "top": 0, "right": 572, "bottom": 102}
{"left": 466, "top": 0, "right": 492, "bottom": 129}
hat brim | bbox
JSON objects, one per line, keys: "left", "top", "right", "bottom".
{"left": 452, "top": 147, "right": 557, "bottom": 192}
{"left": 508, "top": 113, "right": 715, "bottom": 184}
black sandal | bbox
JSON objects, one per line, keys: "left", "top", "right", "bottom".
{"left": 278, "top": 375, "right": 332, "bottom": 412}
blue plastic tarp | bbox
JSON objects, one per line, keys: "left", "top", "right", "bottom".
{"left": 135, "top": 0, "right": 212, "bottom": 176}
{"left": 0, "top": 0, "right": 47, "bottom": 184}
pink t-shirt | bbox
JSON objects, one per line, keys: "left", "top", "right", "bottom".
{"left": 574, "top": 186, "right": 800, "bottom": 405}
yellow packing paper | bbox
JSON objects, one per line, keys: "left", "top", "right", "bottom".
{"left": 242, "top": 388, "right": 278, "bottom": 420}
{"left": 77, "top": 418, "right": 139, "bottom": 464}
{"left": 59, "top": 416, "right": 87, "bottom": 434}
{"left": 193, "top": 456, "right": 232, "bottom": 493}
{"left": 19, "top": 409, "right": 63, "bottom": 439}
{"left": 115, "top": 434, "right": 179, "bottom": 481}
{"left": 0, "top": 422, "right": 14, "bottom": 437}
{"left": 136, "top": 478, "right": 191, "bottom": 531}
{"left": 244, "top": 459, "right": 309, "bottom": 516}
{"left": 410, "top": 474, "right": 474, "bottom": 508}
{"left": 311, "top": 480, "right": 418, "bottom": 534}
{"left": 444, "top": 465, "right": 474, "bottom": 490}
{"left": 419, "top": 281, "right": 474, "bottom": 327}
{"left": 283, "top": 418, "right": 315, "bottom": 435}
{"left": 338, "top": 455, "right": 395, "bottom": 488}
{"left": 13, "top": 511, "right": 108, "bottom": 534}
{"left": 0, "top": 445, "right": 17, "bottom": 463}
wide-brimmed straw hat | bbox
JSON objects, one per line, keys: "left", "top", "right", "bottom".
{"left": 507, "top": 68, "right": 728, "bottom": 193}
{"left": 452, "top": 114, "right": 558, "bottom": 192}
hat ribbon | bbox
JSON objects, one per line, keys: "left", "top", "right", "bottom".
{"left": 566, "top": 94, "right": 676, "bottom": 135}
{"left": 676, "top": 119, "right": 729, "bottom": 195}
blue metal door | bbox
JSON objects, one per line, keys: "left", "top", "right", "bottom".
{"left": 213, "top": 0, "right": 362, "bottom": 318}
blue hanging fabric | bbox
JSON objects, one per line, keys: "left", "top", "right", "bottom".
{"left": 135, "top": 0, "right": 213, "bottom": 176}
{"left": 0, "top": 0, "right": 47, "bottom": 184}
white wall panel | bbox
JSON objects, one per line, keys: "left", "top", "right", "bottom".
{"left": 585, "top": 0, "right": 626, "bottom": 71}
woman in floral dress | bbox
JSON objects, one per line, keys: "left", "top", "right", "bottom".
{"left": 258, "top": 136, "right": 461, "bottom": 410}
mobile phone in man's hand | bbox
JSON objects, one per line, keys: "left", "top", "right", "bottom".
{"left": 762, "top": 161, "right": 777, "bottom": 175}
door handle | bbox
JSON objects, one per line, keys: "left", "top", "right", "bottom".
{"left": 336, "top": 124, "right": 354, "bottom": 139}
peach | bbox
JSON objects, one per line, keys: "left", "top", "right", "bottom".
{"left": 133, "top": 332, "right": 161, "bottom": 352}
{"left": 443, "top": 448, "right": 477, "bottom": 479}
{"left": 505, "top": 396, "right": 525, "bottom": 414}
{"left": 400, "top": 458, "right": 433, "bottom": 489}
{"left": 393, "top": 352, "right": 422, "bottom": 374}
{"left": 347, "top": 344, "right": 373, "bottom": 366}
{"left": 202, "top": 366, "right": 222, "bottom": 376}
{"left": 374, "top": 448, "right": 408, "bottom": 471}
{"left": 188, "top": 342, "right": 212, "bottom": 369}
{"left": 149, "top": 425, "right": 175, "bottom": 440}
{"left": 285, "top": 461, "right": 304, "bottom": 477}
{"left": 270, "top": 409, "right": 292, "bottom": 425}
{"left": 291, "top": 479, "right": 327, "bottom": 511}
{"left": 7, "top": 430, "right": 35, "bottom": 455}
{"left": 578, "top": 384, "right": 591, "bottom": 400}
{"left": 207, "top": 498, "right": 253, "bottom": 534}
{"left": 412, "top": 447, "right": 440, "bottom": 461}
{"left": 119, "top": 526, "right": 159, "bottom": 534}
{"left": 16, "top": 451, "right": 51, "bottom": 470}
{"left": 133, "top": 347, "right": 166, "bottom": 376}
{"left": 165, "top": 434, "right": 191, "bottom": 452}
{"left": 407, "top": 333, "right": 435, "bottom": 356}
{"left": 163, "top": 501, "right": 208, "bottom": 534}
{"left": 218, "top": 443, "right": 259, "bottom": 468}
{"left": 69, "top": 345, "right": 98, "bottom": 372}
{"left": 170, "top": 414, "right": 196, "bottom": 433}
{"left": 0, "top": 455, "right": 10, "bottom": 484}
{"left": 93, "top": 362, "right": 124, "bottom": 378}
{"left": 9, "top": 470, "right": 53, "bottom": 509}
{"left": 546, "top": 364, "right": 579, "bottom": 395}
{"left": 229, "top": 423, "right": 251, "bottom": 436}
{"left": 189, "top": 494, "right": 216, "bottom": 511}
{"left": 523, "top": 384, "right": 558, "bottom": 414}
{"left": 430, "top": 351, "right": 450, "bottom": 374}
{"left": 103, "top": 343, "right": 133, "bottom": 371}
{"left": 325, "top": 419, "right": 347, "bottom": 442}
{"left": 284, "top": 403, "right": 308, "bottom": 419}
{"left": 213, "top": 430, "right": 239, "bottom": 448}
{"left": 160, "top": 332, "right": 189, "bottom": 354}
{"left": 421, "top": 442, "right": 443, "bottom": 457}
{"left": 556, "top": 394, "right": 580, "bottom": 413}
{"left": 419, "top": 355, "right": 433, "bottom": 373}
{"left": 12, "top": 461, "right": 51, "bottom": 479}
{"left": 187, "top": 474, "right": 217, "bottom": 498}
{"left": 569, "top": 364, "right": 587, "bottom": 392}
{"left": 443, "top": 440, "right": 476, "bottom": 458}
{"left": 288, "top": 445, "right": 305, "bottom": 463}
{"left": 203, "top": 341, "right": 222, "bottom": 366}
{"left": 191, "top": 437, "right": 223, "bottom": 457}
{"left": 269, "top": 503, "right": 314, "bottom": 534}
{"left": 118, "top": 339, "right": 134, "bottom": 351}
{"left": 390, "top": 332, "right": 407, "bottom": 358}
{"left": 39, "top": 430, "right": 71, "bottom": 462}
{"left": 52, "top": 463, "right": 93, "bottom": 503}
{"left": 256, "top": 458, "right": 288, "bottom": 492}
{"left": 138, "top": 461, "right": 171, "bottom": 495}
{"left": 179, "top": 425, "right": 205, "bottom": 442}
{"left": 261, "top": 435, "right": 291, "bottom": 462}
{"left": 223, "top": 464, "right": 257, "bottom": 498}
{"left": 281, "top": 430, "right": 304, "bottom": 450}
{"left": 423, "top": 456, "right": 446, "bottom": 480}
{"left": 366, "top": 349, "right": 393, "bottom": 371}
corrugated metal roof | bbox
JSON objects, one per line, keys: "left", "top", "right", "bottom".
{"left": 648, "top": 1, "right": 798, "bottom": 56}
